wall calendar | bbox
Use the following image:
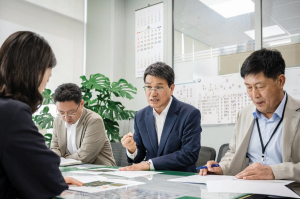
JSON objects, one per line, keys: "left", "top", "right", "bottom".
{"left": 135, "top": 3, "right": 163, "bottom": 78}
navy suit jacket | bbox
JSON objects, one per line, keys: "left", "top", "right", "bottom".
{"left": 0, "top": 98, "right": 68, "bottom": 199}
{"left": 128, "top": 97, "right": 201, "bottom": 172}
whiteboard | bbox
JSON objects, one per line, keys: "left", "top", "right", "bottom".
{"left": 135, "top": 3, "right": 163, "bottom": 78}
{"left": 173, "top": 66, "right": 300, "bottom": 125}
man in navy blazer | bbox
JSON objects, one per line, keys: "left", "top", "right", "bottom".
{"left": 120, "top": 62, "right": 201, "bottom": 172}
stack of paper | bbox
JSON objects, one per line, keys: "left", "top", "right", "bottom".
{"left": 70, "top": 169, "right": 162, "bottom": 178}
{"left": 60, "top": 157, "right": 82, "bottom": 166}
{"left": 206, "top": 179, "right": 299, "bottom": 198}
{"left": 168, "top": 175, "right": 234, "bottom": 184}
{"left": 168, "top": 175, "right": 298, "bottom": 198}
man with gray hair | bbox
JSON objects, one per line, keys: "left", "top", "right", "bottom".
{"left": 120, "top": 62, "right": 202, "bottom": 172}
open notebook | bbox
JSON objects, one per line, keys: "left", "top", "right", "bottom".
{"left": 60, "top": 157, "right": 82, "bottom": 166}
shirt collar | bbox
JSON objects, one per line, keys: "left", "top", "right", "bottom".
{"left": 153, "top": 96, "right": 173, "bottom": 117}
{"left": 253, "top": 91, "right": 287, "bottom": 120}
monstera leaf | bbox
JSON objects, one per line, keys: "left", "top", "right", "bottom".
{"left": 81, "top": 75, "right": 137, "bottom": 142}
{"left": 80, "top": 74, "right": 110, "bottom": 90}
{"left": 103, "top": 118, "right": 120, "bottom": 142}
{"left": 44, "top": 133, "right": 53, "bottom": 148}
{"left": 34, "top": 106, "right": 54, "bottom": 129}
{"left": 111, "top": 79, "right": 137, "bottom": 100}
{"left": 102, "top": 101, "right": 122, "bottom": 120}
{"left": 42, "top": 89, "right": 54, "bottom": 105}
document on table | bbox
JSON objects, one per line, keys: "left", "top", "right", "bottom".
{"left": 168, "top": 174, "right": 293, "bottom": 185}
{"left": 206, "top": 180, "right": 300, "bottom": 198}
{"left": 60, "top": 157, "right": 82, "bottom": 166}
{"left": 168, "top": 175, "right": 235, "bottom": 184}
{"left": 70, "top": 169, "right": 162, "bottom": 178}
{"left": 68, "top": 175, "right": 145, "bottom": 193}
{"left": 104, "top": 171, "right": 162, "bottom": 178}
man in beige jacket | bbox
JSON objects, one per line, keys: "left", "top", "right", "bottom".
{"left": 200, "top": 49, "right": 300, "bottom": 182}
{"left": 50, "top": 83, "right": 116, "bottom": 166}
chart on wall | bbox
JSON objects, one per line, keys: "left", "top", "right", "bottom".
{"left": 135, "top": 3, "right": 163, "bottom": 78}
{"left": 173, "top": 66, "right": 300, "bottom": 125}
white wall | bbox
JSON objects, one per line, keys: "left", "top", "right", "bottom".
{"left": 0, "top": 0, "right": 85, "bottom": 92}
{"left": 86, "top": 0, "right": 111, "bottom": 78}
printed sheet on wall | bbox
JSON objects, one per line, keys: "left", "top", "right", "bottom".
{"left": 173, "top": 66, "right": 300, "bottom": 125}
{"left": 135, "top": 3, "right": 163, "bottom": 78}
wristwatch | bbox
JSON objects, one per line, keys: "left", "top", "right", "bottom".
{"left": 146, "top": 159, "right": 151, "bottom": 165}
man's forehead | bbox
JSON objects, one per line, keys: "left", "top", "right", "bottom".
{"left": 56, "top": 101, "right": 78, "bottom": 110}
{"left": 244, "top": 72, "right": 269, "bottom": 84}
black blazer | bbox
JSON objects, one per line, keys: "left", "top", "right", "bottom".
{"left": 0, "top": 98, "right": 68, "bottom": 199}
{"left": 128, "top": 96, "right": 201, "bottom": 172}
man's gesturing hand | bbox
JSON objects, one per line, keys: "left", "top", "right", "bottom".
{"left": 121, "top": 132, "right": 137, "bottom": 153}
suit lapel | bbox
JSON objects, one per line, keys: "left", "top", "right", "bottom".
{"left": 157, "top": 98, "right": 179, "bottom": 156}
{"left": 145, "top": 107, "right": 158, "bottom": 155}
{"left": 282, "top": 95, "right": 300, "bottom": 161}
{"left": 75, "top": 108, "right": 87, "bottom": 149}
{"left": 230, "top": 118, "right": 254, "bottom": 174}
{"left": 59, "top": 120, "right": 67, "bottom": 156}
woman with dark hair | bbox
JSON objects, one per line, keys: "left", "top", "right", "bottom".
{"left": 0, "top": 31, "right": 83, "bottom": 199}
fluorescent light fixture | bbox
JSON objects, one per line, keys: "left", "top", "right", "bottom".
{"left": 245, "top": 25, "right": 286, "bottom": 40}
{"left": 200, "top": 0, "right": 254, "bottom": 18}
{"left": 269, "top": 39, "right": 291, "bottom": 46}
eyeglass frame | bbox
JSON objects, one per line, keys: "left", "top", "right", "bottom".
{"left": 56, "top": 104, "right": 80, "bottom": 117}
{"left": 143, "top": 86, "right": 165, "bottom": 93}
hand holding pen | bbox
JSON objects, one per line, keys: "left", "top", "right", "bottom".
{"left": 198, "top": 161, "right": 223, "bottom": 176}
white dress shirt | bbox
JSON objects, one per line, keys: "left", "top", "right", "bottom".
{"left": 127, "top": 97, "right": 173, "bottom": 170}
{"left": 65, "top": 117, "right": 81, "bottom": 155}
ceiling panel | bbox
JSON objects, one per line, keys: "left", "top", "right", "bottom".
{"left": 174, "top": 0, "right": 208, "bottom": 15}
{"left": 174, "top": 17, "right": 192, "bottom": 31}
{"left": 263, "top": 0, "right": 299, "bottom": 9}
{"left": 263, "top": 1, "right": 300, "bottom": 21}
{"left": 278, "top": 16, "right": 300, "bottom": 31}
{"left": 288, "top": 29, "right": 300, "bottom": 35}
{"left": 174, "top": 0, "right": 300, "bottom": 50}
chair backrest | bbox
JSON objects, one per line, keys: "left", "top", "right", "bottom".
{"left": 196, "top": 146, "right": 216, "bottom": 169}
{"left": 217, "top": 143, "right": 230, "bottom": 163}
{"left": 110, "top": 142, "right": 129, "bottom": 167}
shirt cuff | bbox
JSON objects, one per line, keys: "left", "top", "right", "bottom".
{"left": 148, "top": 159, "right": 155, "bottom": 170}
{"left": 126, "top": 148, "right": 138, "bottom": 160}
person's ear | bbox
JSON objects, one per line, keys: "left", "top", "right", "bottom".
{"left": 170, "top": 84, "right": 175, "bottom": 95}
{"left": 277, "top": 74, "right": 286, "bottom": 88}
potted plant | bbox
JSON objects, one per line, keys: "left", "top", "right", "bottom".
{"left": 32, "top": 73, "right": 137, "bottom": 145}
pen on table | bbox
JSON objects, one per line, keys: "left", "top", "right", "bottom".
{"left": 197, "top": 164, "right": 220, "bottom": 170}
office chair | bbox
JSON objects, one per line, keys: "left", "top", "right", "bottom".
{"left": 217, "top": 143, "right": 230, "bottom": 163}
{"left": 110, "top": 142, "right": 130, "bottom": 167}
{"left": 195, "top": 146, "right": 216, "bottom": 172}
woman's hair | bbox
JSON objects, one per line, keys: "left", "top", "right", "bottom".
{"left": 0, "top": 31, "right": 56, "bottom": 113}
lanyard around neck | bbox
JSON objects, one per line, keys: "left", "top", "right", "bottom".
{"left": 255, "top": 94, "right": 288, "bottom": 163}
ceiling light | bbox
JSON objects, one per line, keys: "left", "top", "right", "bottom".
{"left": 200, "top": 0, "right": 254, "bottom": 18}
{"left": 244, "top": 25, "right": 286, "bottom": 40}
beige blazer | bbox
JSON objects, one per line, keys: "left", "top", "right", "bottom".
{"left": 219, "top": 94, "right": 300, "bottom": 182}
{"left": 50, "top": 108, "right": 116, "bottom": 166}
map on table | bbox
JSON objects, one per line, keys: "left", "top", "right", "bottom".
{"left": 68, "top": 176, "right": 145, "bottom": 193}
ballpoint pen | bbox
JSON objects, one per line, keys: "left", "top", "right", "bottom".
{"left": 197, "top": 164, "right": 220, "bottom": 170}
